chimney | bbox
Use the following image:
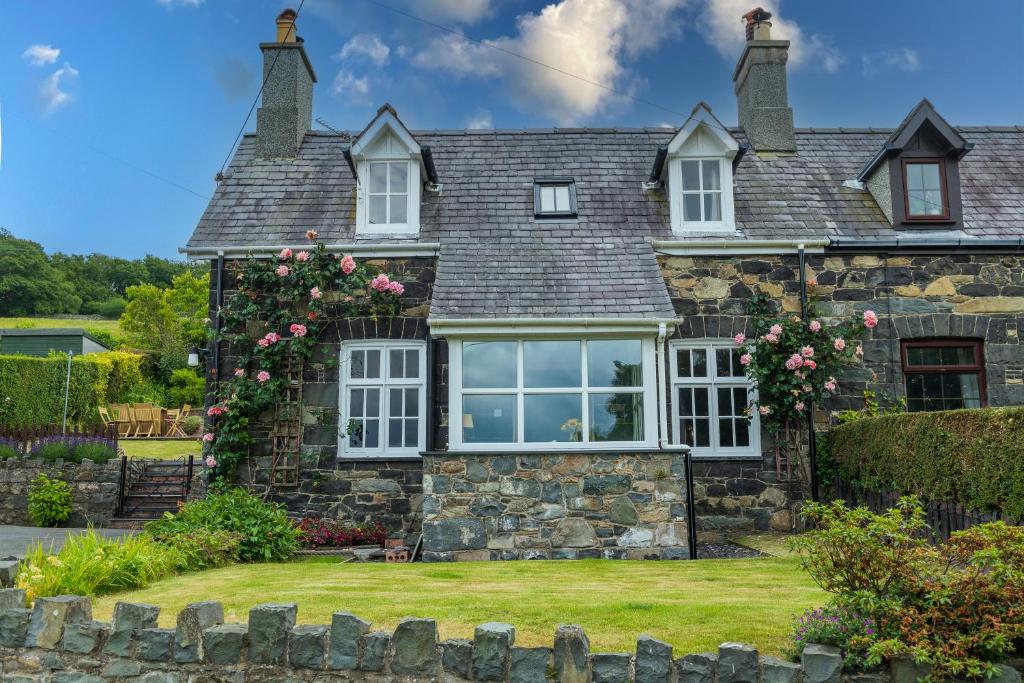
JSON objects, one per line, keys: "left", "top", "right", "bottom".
{"left": 255, "top": 8, "right": 317, "bottom": 158}
{"left": 732, "top": 7, "right": 795, "bottom": 153}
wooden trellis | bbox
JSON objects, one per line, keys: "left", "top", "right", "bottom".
{"left": 267, "top": 352, "right": 303, "bottom": 488}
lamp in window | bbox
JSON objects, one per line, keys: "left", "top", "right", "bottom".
{"left": 462, "top": 413, "right": 475, "bottom": 430}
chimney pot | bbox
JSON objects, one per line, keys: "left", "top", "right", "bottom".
{"left": 276, "top": 8, "right": 298, "bottom": 43}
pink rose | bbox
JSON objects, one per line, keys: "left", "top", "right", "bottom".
{"left": 785, "top": 353, "right": 804, "bottom": 370}
{"left": 833, "top": 337, "right": 846, "bottom": 351}
{"left": 795, "top": 401, "right": 805, "bottom": 412}
{"left": 371, "top": 274, "right": 391, "bottom": 292}
{"left": 307, "top": 311, "right": 317, "bottom": 321}
{"left": 734, "top": 333, "right": 746, "bottom": 345}
{"left": 279, "top": 248, "right": 292, "bottom": 260}
{"left": 257, "top": 338, "right": 270, "bottom": 348}
{"left": 265, "top": 332, "right": 281, "bottom": 343}
{"left": 739, "top": 353, "right": 752, "bottom": 366}
{"left": 205, "top": 456, "right": 217, "bottom": 468}
{"left": 801, "top": 346, "right": 815, "bottom": 358}
{"left": 234, "top": 368, "right": 245, "bottom": 378}
{"left": 207, "top": 405, "right": 223, "bottom": 417}
{"left": 310, "top": 286, "right": 322, "bottom": 300}
{"left": 759, "top": 405, "right": 771, "bottom": 416}
{"left": 202, "top": 432, "right": 215, "bottom": 442}
{"left": 804, "top": 359, "right": 817, "bottom": 370}
{"left": 770, "top": 324, "right": 783, "bottom": 336}
{"left": 809, "top": 320, "right": 821, "bottom": 333}
{"left": 387, "top": 281, "right": 405, "bottom": 295}
{"left": 807, "top": 278, "right": 817, "bottom": 287}
{"left": 289, "top": 323, "right": 307, "bottom": 337}
{"left": 764, "top": 333, "right": 779, "bottom": 344}
{"left": 863, "top": 310, "right": 878, "bottom": 329}
{"left": 257, "top": 370, "right": 271, "bottom": 383}
{"left": 825, "top": 377, "right": 837, "bottom": 392}
{"left": 296, "top": 250, "right": 311, "bottom": 262}
{"left": 276, "top": 264, "right": 290, "bottom": 277}
{"left": 341, "top": 254, "right": 356, "bottom": 275}
{"left": 306, "top": 229, "right": 318, "bottom": 241}
{"left": 855, "top": 344, "right": 864, "bottom": 357}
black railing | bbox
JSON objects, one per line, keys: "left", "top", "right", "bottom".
{"left": 183, "top": 456, "right": 194, "bottom": 500}
{"left": 115, "top": 456, "right": 145, "bottom": 516}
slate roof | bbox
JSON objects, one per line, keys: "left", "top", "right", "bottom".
{"left": 185, "top": 126, "right": 1024, "bottom": 319}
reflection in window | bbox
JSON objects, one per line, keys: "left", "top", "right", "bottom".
{"left": 462, "top": 394, "right": 516, "bottom": 443}
{"left": 904, "top": 161, "right": 945, "bottom": 218}
{"left": 902, "top": 340, "right": 984, "bottom": 412}
{"left": 367, "top": 161, "right": 409, "bottom": 225}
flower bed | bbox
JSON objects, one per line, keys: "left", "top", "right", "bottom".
{"left": 295, "top": 516, "right": 387, "bottom": 549}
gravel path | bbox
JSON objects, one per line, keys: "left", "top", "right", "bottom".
{"left": 0, "top": 526, "right": 135, "bottom": 560}
{"left": 696, "top": 541, "right": 765, "bottom": 559}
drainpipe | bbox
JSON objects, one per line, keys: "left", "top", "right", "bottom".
{"left": 797, "top": 244, "right": 820, "bottom": 502}
{"left": 206, "top": 252, "right": 225, "bottom": 414}
{"left": 656, "top": 322, "right": 669, "bottom": 448}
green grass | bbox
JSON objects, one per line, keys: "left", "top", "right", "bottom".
{"left": 93, "top": 558, "right": 823, "bottom": 654}
{"left": 120, "top": 439, "right": 201, "bottom": 460}
{"left": 0, "top": 317, "right": 123, "bottom": 338}
{"left": 731, "top": 533, "right": 800, "bottom": 559}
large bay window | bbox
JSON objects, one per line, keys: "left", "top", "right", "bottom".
{"left": 669, "top": 341, "right": 760, "bottom": 457}
{"left": 450, "top": 338, "right": 657, "bottom": 449}
{"left": 339, "top": 342, "right": 426, "bottom": 458}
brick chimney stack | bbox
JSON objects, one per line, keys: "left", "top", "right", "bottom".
{"left": 733, "top": 7, "right": 796, "bottom": 153}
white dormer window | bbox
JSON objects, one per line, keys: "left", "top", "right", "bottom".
{"left": 368, "top": 161, "right": 410, "bottom": 226}
{"left": 352, "top": 106, "right": 424, "bottom": 236}
{"left": 663, "top": 105, "right": 739, "bottom": 234}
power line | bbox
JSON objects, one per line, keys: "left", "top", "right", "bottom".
{"left": 217, "top": 0, "right": 306, "bottom": 177}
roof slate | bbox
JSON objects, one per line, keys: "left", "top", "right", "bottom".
{"left": 186, "top": 126, "right": 1024, "bottom": 319}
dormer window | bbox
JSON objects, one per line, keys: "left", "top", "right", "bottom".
{"left": 680, "top": 159, "right": 724, "bottom": 224}
{"left": 903, "top": 159, "right": 948, "bottom": 220}
{"left": 368, "top": 161, "right": 410, "bottom": 226}
{"left": 534, "top": 178, "right": 577, "bottom": 219}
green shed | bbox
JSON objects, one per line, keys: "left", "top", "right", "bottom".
{"left": 0, "top": 328, "right": 111, "bottom": 356}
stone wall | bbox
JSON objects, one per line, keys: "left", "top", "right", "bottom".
{"left": 0, "top": 457, "right": 120, "bottom": 527}
{"left": 8, "top": 589, "right": 1008, "bottom": 683}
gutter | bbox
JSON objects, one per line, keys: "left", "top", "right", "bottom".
{"left": 826, "top": 237, "right": 1024, "bottom": 254}
{"left": 653, "top": 239, "right": 829, "bottom": 255}
{"left": 180, "top": 243, "right": 441, "bottom": 259}
{"left": 428, "top": 316, "right": 676, "bottom": 337}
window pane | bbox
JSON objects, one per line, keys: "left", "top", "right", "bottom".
{"left": 588, "top": 340, "right": 642, "bottom": 387}
{"left": 695, "top": 419, "right": 710, "bottom": 447}
{"left": 388, "top": 419, "right": 402, "bottom": 448}
{"left": 716, "top": 348, "right": 741, "bottom": 378}
{"left": 683, "top": 193, "right": 701, "bottom": 222}
{"left": 364, "top": 388, "right": 380, "bottom": 416}
{"left": 719, "top": 419, "right": 734, "bottom": 447}
{"left": 405, "top": 350, "right": 420, "bottom": 378}
{"left": 694, "top": 387, "right": 709, "bottom": 416}
{"left": 940, "top": 346, "right": 975, "bottom": 366}
{"left": 389, "top": 349, "right": 405, "bottom": 379}
{"left": 369, "top": 195, "right": 387, "bottom": 224}
{"left": 676, "top": 350, "right": 691, "bottom": 377}
{"left": 363, "top": 419, "right": 379, "bottom": 448}
{"left": 350, "top": 350, "right": 366, "bottom": 379}
{"left": 463, "top": 394, "right": 516, "bottom": 443}
{"left": 525, "top": 394, "right": 583, "bottom": 442}
{"left": 540, "top": 186, "right": 555, "bottom": 213}
{"left": 524, "top": 340, "right": 581, "bottom": 388}
{"left": 717, "top": 387, "right": 733, "bottom": 416}
{"left": 681, "top": 161, "right": 700, "bottom": 191}
{"left": 463, "top": 341, "right": 516, "bottom": 388}
{"left": 350, "top": 388, "right": 365, "bottom": 417}
{"left": 918, "top": 163, "right": 941, "bottom": 190}
{"left": 702, "top": 160, "right": 721, "bottom": 190}
{"left": 366, "top": 350, "right": 381, "bottom": 379}
{"left": 389, "top": 161, "right": 408, "bottom": 192}
{"left": 678, "top": 387, "right": 694, "bottom": 416}
{"left": 554, "top": 185, "right": 571, "bottom": 212}
{"left": 404, "top": 388, "right": 419, "bottom": 417}
{"left": 369, "top": 162, "right": 387, "bottom": 193}
{"left": 389, "top": 388, "right": 403, "bottom": 416}
{"left": 389, "top": 194, "right": 408, "bottom": 224}
{"left": 589, "top": 392, "right": 643, "bottom": 442}
{"left": 404, "top": 420, "right": 417, "bottom": 447}
{"left": 703, "top": 192, "right": 722, "bottom": 222}
{"left": 692, "top": 349, "right": 708, "bottom": 377}
{"left": 733, "top": 388, "right": 748, "bottom": 413}
{"left": 905, "top": 163, "right": 923, "bottom": 190}
{"left": 735, "top": 418, "right": 750, "bottom": 447}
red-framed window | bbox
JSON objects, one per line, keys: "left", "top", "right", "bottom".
{"left": 901, "top": 339, "right": 985, "bottom": 412}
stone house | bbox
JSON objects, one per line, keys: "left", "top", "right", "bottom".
{"left": 183, "top": 9, "right": 1024, "bottom": 560}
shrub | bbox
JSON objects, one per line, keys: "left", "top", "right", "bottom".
{"left": 29, "top": 437, "right": 71, "bottom": 463}
{"left": 16, "top": 528, "right": 179, "bottom": 601}
{"left": 166, "top": 368, "right": 204, "bottom": 407}
{"left": 157, "top": 529, "right": 242, "bottom": 571}
{"left": 295, "top": 517, "right": 387, "bottom": 548}
{"left": 792, "top": 498, "right": 1024, "bottom": 678}
{"left": 0, "top": 437, "right": 21, "bottom": 459}
{"left": 27, "top": 473, "right": 73, "bottom": 527}
{"left": 788, "top": 605, "right": 879, "bottom": 670}
{"left": 83, "top": 297, "right": 126, "bottom": 319}
{"left": 70, "top": 437, "right": 118, "bottom": 464}
{"left": 829, "top": 406, "right": 1024, "bottom": 520}
{"left": 145, "top": 486, "right": 299, "bottom": 562}
{"left": 181, "top": 415, "right": 203, "bottom": 436}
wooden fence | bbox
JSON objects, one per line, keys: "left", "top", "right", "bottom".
{"left": 832, "top": 477, "right": 1019, "bottom": 542}
{"left": 0, "top": 423, "right": 118, "bottom": 454}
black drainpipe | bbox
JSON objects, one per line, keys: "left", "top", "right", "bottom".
{"left": 797, "top": 245, "right": 820, "bottom": 502}
{"left": 425, "top": 337, "right": 436, "bottom": 453}
{"left": 206, "top": 253, "right": 225, "bottom": 413}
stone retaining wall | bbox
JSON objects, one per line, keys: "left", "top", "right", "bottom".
{"left": 0, "top": 458, "right": 120, "bottom": 527}
{"left": 9, "top": 589, "right": 1014, "bottom": 683}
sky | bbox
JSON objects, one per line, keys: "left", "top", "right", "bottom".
{"left": 1, "top": 0, "right": 1021, "bottom": 260}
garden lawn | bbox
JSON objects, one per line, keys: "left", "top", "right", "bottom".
{"left": 0, "top": 317, "right": 122, "bottom": 337}
{"left": 93, "top": 557, "right": 822, "bottom": 654}
{"left": 120, "top": 439, "right": 201, "bottom": 460}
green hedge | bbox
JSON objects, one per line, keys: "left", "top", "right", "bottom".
{"left": 0, "top": 351, "right": 143, "bottom": 427}
{"left": 830, "top": 407, "right": 1024, "bottom": 520}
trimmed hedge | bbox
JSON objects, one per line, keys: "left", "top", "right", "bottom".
{"left": 0, "top": 351, "right": 143, "bottom": 426}
{"left": 830, "top": 407, "right": 1024, "bottom": 520}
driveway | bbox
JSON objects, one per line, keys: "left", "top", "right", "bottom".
{"left": 0, "top": 525, "right": 136, "bottom": 560}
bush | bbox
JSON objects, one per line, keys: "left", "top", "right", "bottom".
{"left": 181, "top": 415, "right": 203, "bottom": 436}
{"left": 157, "top": 529, "right": 242, "bottom": 571}
{"left": 145, "top": 486, "right": 299, "bottom": 562}
{"left": 829, "top": 406, "right": 1024, "bottom": 520}
{"left": 788, "top": 605, "right": 879, "bottom": 670}
{"left": 83, "top": 297, "right": 126, "bottom": 319}
{"left": 792, "top": 498, "right": 1024, "bottom": 678}
{"left": 16, "top": 528, "right": 179, "bottom": 601}
{"left": 26, "top": 436, "right": 117, "bottom": 464}
{"left": 27, "top": 473, "right": 73, "bottom": 527}
{"left": 29, "top": 437, "right": 71, "bottom": 463}
{"left": 0, "top": 437, "right": 21, "bottom": 459}
{"left": 295, "top": 517, "right": 387, "bottom": 548}
{"left": 166, "top": 368, "right": 204, "bottom": 408}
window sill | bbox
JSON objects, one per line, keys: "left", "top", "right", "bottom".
{"left": 427, "top": 445, "right": 673, "bottom": 456}
{"left": 337, "top": 454, "right": 423, "bottom": 462}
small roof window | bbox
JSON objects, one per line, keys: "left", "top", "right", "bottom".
{"left": 534, "top": 178, "right": 577, "bottom": 219}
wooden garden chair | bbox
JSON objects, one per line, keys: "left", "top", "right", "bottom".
{"left": 98, "top": 406, "right": 113, "bottom": 428}
{"left": 165, "top": 408, "right": 186, "bottom": 437}
{"left": 133, "top": 404, "right": 155, "bottom": 438}
{"left": 110, "top": 404, "right": 132, "bottom": 437}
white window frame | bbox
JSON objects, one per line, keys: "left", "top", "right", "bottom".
{"left": 338, "top": 341, "right": 427, "bottom": 459}
{"left": 448, "top": 337, "right": 659, "bottom": 451}
{"left": 669, "top": 340, "right": 760, "bottom": 458}
{"left": 356, "top": 158, "right": 420, "bottom": 235}
{"left": 669, "top": 157, "right": 735, "bottom": 233}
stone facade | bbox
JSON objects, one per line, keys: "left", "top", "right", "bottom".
{"left": 0, "top": 458, "right": 120, "bottom": 527}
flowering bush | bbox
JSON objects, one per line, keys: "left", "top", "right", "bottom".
{"left": 0, "top": 436, "right": 22, "bottom": 459}
{"left": 27, "top": 473, "right": 73, "bottom": 527}
{"left": 27, "top": 435, "right": 118, "bottom": 464}
{"left": 203, "top": 235, "right": 404, "bottom": 475}
{"left": 788, "top": 605, "right": 879, "bottom": 670}
{"left": 295, "top": 517, "right": 387, "bottom": 548}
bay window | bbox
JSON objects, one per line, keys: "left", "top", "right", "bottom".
{"left": 450, "top": 338, "right": 657, "bottom": 449}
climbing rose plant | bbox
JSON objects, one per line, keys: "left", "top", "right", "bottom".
{"left": 203, "top": 232, "right": 404, "bottom": 476}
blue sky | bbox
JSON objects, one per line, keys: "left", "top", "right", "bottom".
{"left": 1, "top": 0, "right": 1021, "bottom": 260}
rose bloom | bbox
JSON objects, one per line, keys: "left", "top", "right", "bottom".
{"left": 764, "top": 332, "right": 779, "bottom": 344}
{"left": 734, "top": 333, "right": 746, "bottom": 345}
{"left": 289, "top": 323, "right": 307, "bottom": 337}
{"left": 795, "top": 401, "right": 805, "bottom": 412}
{"left": 371, "top": 274, "right": 391, "bottom": 292}
{"left": 802, "top": 384, "right": 813, "bottom": 393}
{"left": 825, "top": 377, "right": 838, "bottom": 392}
{"left": 770, "top": 324, "right": 783, "bottom": 336}
{"left": 266, "top": 332, "right": 281, "bottom": 343}
{"left": 833, "top": 337, "right": 846, "bottom": 351}
{"left": 785, "top": 353, "right": 804, "bottom": 370}
{"left": 279, "top": 247, "right": 292, "bottom": 260}
{"left": 808, "top": 320, "right": 822, "bottom": 333}
{"left": 202, "top": 432, "right": 215, "bottom": 442}
{"left": 863, "top": 310, "right": 879, "bottom": 329}
{"left": 306, "top": 229, "right": 318, "bottom": 240}
{"left": 205, "top": 456, "right": 218, "bottom": 468}
{"left": 759, "top": 405, "right": 771, "bottom": 416}
{"left": 307, "top": 311, "right": 318, "bottom": 321}
{"left": 207, "top": 405, "right": 224, "bottom": 417}
{"left": 341, "top": 254, "right": 356, "bottom": 275}
{"left": 234, "top": 368, "right": 245, "bottom": 378}
{"left": 257, "top": 370, "right": 271, "bottom": 383}
{"left": 275, "top": 264, "right": 290, "bottom": 277}
{"left": 804, "top": 359, "right": 817, "bottom": 370}
{"left": 801, "top": 345, "right": 815, "bottom": 358}
{"left": 310, "top": 286, "right": 322, "bottom": 300}
{"left": 739, "top": 353, "right": 752, "bottom": 366}
{"left": 296, "top": 250, "right": 311, "bottom": 262}
{"left": 388, "top": 281, "right": 405, "bottom": 295}
{"left": 807, "top": 278, "right": 817, "bottom": 287}
{"left": 257, "top": 338, "right": 270, "bottom": 348}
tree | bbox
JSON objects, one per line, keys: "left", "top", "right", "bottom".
{"left": 0, "top": 232, "right": 80, "bottom": 315}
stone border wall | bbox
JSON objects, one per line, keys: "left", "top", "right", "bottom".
{"left": 6, "top": 589, "right": 1007, "bottom": 683}
{"left": 0, "top": 458, "right": 120, "bottom": 527}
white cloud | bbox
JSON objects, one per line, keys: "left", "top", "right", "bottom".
{"left": 413, "top": 0, "right": 689, "bottom": 125}
{"left": 40, "top": 63, "right": 79, "bottom": 113}
{"left": 416, "top": 0, "right": 494, "bottom": 25}
{"left": 22, "top": 44, "right": 60, "bottom": 66}
{"left": 700, "top": 0, "right": 844, "bottom": 73}
{"left": 331, "top": 70, "right": 370, "bottom": 98}
{"left": 338, "top": 34, "right": 391, "bottom": 67}
{"left": 862, "top": 47, "right": 921, "bottom": 79}
{"left": 465, "top": 110, "right": 493, "bottom": 129}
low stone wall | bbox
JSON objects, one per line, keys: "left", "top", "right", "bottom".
{"left": 0, "top": 457, "right": 120, "bottom": 527}
{"left": 8, "top": 589, "right": 1007, "bottom": 683}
